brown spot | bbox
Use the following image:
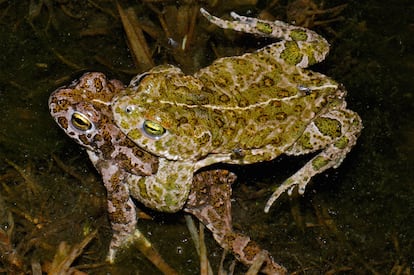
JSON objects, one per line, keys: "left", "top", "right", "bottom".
{"left": 250, "top": 83, "right": 258, "bottom": 89}
{"left": 107, "top": 81, "right": 115, "bottom": 93}
{"left": 119, "top": 136, "right": 133, "bottom": 147}
{"left": 79, "top": 134, "right": 90, "bottom": 145}
{"left": 178, "top": 117, "right": 188, "bottom": 126}
{"left": 309, "top": 91, "right": 318, "bottom": 100}
{"left": 49, "top": 96, "right": 58, "bottom": 105}
{"left": 236, "top": 58, "right": 248, "bottom": 66}
{"left": 262, "top": 76, "right": 274, "bottom": 87}
{"left": 275, "top": 112, "right": 287, "bottom": 120}
{"left": 294, "top": 104, "right": 303, "bottom": 112}
{"left": 236, "top": 117, "right": 246, "bottom": 126}
{"left": 216, "top": 77, "right": 227, "bottom": 87}
{"left": 212, "top": 139, "right": 222, "bottom": 147}
{"left": 132, "top": 146, "right": 145, "bottom": 157}
{"left": 116, "top": 153, "right": 136, "bottom": 172}
{"left": 196, "top": 94, "right": 209, "bottom": 105}
{"left": 238, "top": 98, "right": 249, "bottom": 107}
{"left": 94, "top": 77, "right": 103, "bottom": 92}
{"left": 276, "top": 89, "right": 290, "bottom": 98}
{"left": 99, "top": 133, "right": 115, "bottom": 158}
{"left": 257, "top": 114, "right": 268, "bottom": 123}
{"left": 101, "top": 142, "right": 115, "bottom": 158}
{"left": 241, "top": 239, "right": 261, "bottom": 261}
{"left": 94, "top": 134, "right": 102, "bottom": 142}
{"left": 56, "top": 98, "right": 69, "bottom": 110}
{"left": 271, "top": 100, "right": 282, "bottom": 107}
{"left": 219, "top": 94, "right": 230, "bottom": 103}
{"left": 223, "top": 234, "right": 236, "bottom": 249}
{"left": 185, "top": 99, "right": 195, "bottom": 105}
{"left": 197, "top": 132, "right": 211, "bottom": 145}
{"left": 115, "top": 153, "right": 128, "bottom": 163}
{"left": 201, "top": 79, "right": 215, "bottom": 91}
{"left": 271, "top": 136, "right": 282, "bottom": 145}
{"left": 214, "top": 116, "right": 225, "bottom": 128}
{"left": 57, "top": 117, "right": 68, "bottom": 129}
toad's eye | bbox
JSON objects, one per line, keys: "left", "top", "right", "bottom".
{"left": 71, "top": 112, "right": 92, "bottom": 131}
{"left": 142, "top": 120, "right": 166, "bottom": 139}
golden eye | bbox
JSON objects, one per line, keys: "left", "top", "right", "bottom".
{"left": 142, "top": 120, "right": 166, "bottom": 138}
{"left": 71, "top": 112, "right": 92, "bottom": 131}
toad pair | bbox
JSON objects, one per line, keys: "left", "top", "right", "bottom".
{"left": 49, "top": 9, "right": 361, "bottom": 274}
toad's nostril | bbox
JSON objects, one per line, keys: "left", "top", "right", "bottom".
{"left": 126, "top": 105, "right": 134, "bottom": 114}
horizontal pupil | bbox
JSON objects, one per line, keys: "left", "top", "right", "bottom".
{"left": 148, "top": 126, "right": 159, "bottom": 132}
{"left": 74, "top": 117, "right": 87, "bottom": 125}
{"left": 144, "top": 121, "right": 165, "bottom": 136}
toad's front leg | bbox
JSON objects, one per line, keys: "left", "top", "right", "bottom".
{"left": 88, "top": 152, "right": 138, "bottom": 262}
{"left": 94, "top": 157, "right": 177, "bottom": 274}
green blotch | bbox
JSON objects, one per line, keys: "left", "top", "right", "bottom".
{"left": 114, "top": 106, "right": 122, "bottom": 115}
{"left": 128, "top": 128, "right": 141, "bottom": 141}
{"left": 298, "top": 132, "right": 313, "bottom": 150}
{"left": 152, "top": 184, "right": 164, "bottom": 198}
{"left": 307, "top": 53, "right": 317, "bottom": 66}
{"left": 155, "top": 138, "right": 173, "bottom": 152}
{"left": 314, "top": 117, "right": 341, "bottom": 138}
{"left": 197, "top": 132, "right": 211, "bottom": 145}
{"left": 218, "top": 71, "right": 234, "bottom": 87}
{"left": 280, "top": 41, "right": 303, "bottom": 65}
{"left": 138, "top": 178, "right": 149, "bottom": 199}
{"left": 164, "top": 174, "right": 178, "bottom": 191}
{"left": 120, "top": 120, "right": 130, "bottom": 130}
{"left": 290, "top": 30, "right": 308, "bottom": 41}
{"left": 164, "top": 193, "right": 176, "bottom": 208}
{"left": 312, "top": 156, "right": 329, "bottom": 170}
{"left": 352, "top": 117, "right": 361, "bottom": 127}
{"left": 256, "top": 22, "right": 273, "bottom": 34}
{"left": 232, "top": 59, "right": 254, "bottom": 76}
{"left": 245, "top": 127, "right": 273, "bottom": 148}
{"left": 334, "top": 136, "right": 349, "bottom": 149}
{"left": 161, "top": 175, "right": 180, "bottom": 208}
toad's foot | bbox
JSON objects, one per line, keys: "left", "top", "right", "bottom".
{"left": 108, "top": 229, "right": 178, "bottom": 274}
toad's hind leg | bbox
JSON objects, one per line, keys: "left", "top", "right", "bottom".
{"left": 199, "top": 8, "right": 330, "bottom": 67}
{"left": 185, "top": 170, "right": 287, "bottom": 274}
{"left": 264, "top": 108, "right": 362, "bottom": 213}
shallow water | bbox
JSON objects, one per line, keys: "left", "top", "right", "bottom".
{"left": 0, "top": 0, "right": 413, "bottom": 274}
